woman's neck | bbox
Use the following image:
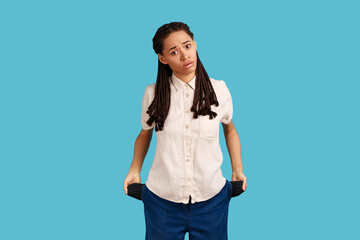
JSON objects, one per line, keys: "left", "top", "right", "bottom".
{"left": 173, "top": 71, "right": 196, "bottom": 84}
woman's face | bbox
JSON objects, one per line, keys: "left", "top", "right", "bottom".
{"left": 158, "top": 30, "right": 197, "bottom": 81}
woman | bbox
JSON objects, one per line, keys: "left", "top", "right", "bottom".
{"left": 124, "top": 22, "right": 247, "bottom": 240}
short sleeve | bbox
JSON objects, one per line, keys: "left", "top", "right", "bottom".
{"left": 141, "top": 84, "right": 155, "bottom": 130}
{"left": 219, "top": 80, "right": 233, "bottom": 124}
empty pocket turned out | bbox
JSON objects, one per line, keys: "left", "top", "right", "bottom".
{"left": 127, "top": 183, "right": 144, "bottom": 201}
{"left": 127, "top": 181, "right": 245, "bottom": 201}
{"left": 230, "top": 180, "right": 245, "bottom": 198}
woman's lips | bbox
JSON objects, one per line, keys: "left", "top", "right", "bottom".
{"left": 184, "top": 61, "right": 193, "bottom": 69}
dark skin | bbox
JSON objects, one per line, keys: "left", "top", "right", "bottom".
{"left": 123, "top": 129, "right": 152, "bottom": 195}
{"left": 222, "top": 120, "right": 247, "bottom": 191}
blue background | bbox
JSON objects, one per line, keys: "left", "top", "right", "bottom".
{"left": 1, "top": 0, "right": 359, "bottom": 239}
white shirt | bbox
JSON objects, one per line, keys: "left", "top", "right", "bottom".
{"left": 141, "top": 72, "right": 233, "bottom": 204}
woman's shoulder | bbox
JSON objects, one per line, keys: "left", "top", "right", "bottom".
{"left": 209, "top": 77, "right": 230, "bottom": 95}
{"left": 143, "top": 82, "right": 156, "bottom": 94}
{"left": 145, "top": 82, "right": 156, "bottom": 89}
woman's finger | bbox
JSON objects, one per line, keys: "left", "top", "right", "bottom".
{"left": 124, "top": 182, "right": 128, "bottom": 195}
{"left": 242, "top": 178, "right": 247, "bottom": 191}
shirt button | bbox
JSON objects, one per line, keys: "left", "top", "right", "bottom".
{"left": 185, "top": 143, "right": 189, "bottom": 146}
{"left": 186, "top": 159, "right": 190, "bottom": 163}
{"left": 185, "top": 124, "right": 189, "bottom": 129}
{"left": 185, "top": 84, "right": 188, "bottom": 88}
{"left": 185, "top": 93, "right": 189, "bottom": 97}
{"left": 186, "top": 109, "right": 189, "bottom": 113}
{"left": 187, "top": 177, "right": 191, "bottom": 181}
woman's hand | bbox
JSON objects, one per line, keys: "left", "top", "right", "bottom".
{"left": 232, "top": 170, "right": 247, "bottom": 191}
{"left": 123, "top": 171, "right": 141, "bottom": 195}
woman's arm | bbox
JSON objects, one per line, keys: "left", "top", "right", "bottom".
{"left": 123, "top": 128, "right": 153, "bottom": 195}
{"left": 222, "top": 120, "right": 247, "bottom": 191}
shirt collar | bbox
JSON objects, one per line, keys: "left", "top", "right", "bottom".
{"left": 171, "top": 72, "right": 196, "bottom": 91}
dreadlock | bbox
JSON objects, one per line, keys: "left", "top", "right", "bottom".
{"left": 146, "top": 22, "right": 219, "bottom": 132}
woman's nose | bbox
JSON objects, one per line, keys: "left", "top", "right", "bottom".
{"left": 181, "top": 52, "right": 189, "bottom": 61}
{"left": 178, "top": 48, "right": 189, "bottom": 60}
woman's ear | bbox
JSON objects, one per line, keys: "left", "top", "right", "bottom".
{"left": 158, "top": 54, "right": 168, "bottom": 65}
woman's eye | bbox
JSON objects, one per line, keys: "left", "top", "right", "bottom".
{"left": 171, "top": 50, "right": 178, "bottom": 55}
{"left": 186, "top": 44, "right": 191, "bottom": 49}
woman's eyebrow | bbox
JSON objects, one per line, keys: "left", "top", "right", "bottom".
{"left": 168, "top": 40, "right": 191, "bottom": 52}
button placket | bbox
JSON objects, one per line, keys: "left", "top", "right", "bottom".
{"left": 183, "top": 85, "right": 193, "bottom": 200}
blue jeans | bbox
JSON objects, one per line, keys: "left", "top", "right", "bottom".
{"left": 141, "top": 180, "right": 233, "bottom": 240}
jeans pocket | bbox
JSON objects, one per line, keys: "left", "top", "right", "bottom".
{"left": 127, "top": 183, "right": 144, "bottom": 201}
{"left": 230, "top": 180, "right": 245, "bottom": 198}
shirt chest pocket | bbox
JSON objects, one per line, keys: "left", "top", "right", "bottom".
{"left": 199, "top": 115, "right": 220, "bottom": 143}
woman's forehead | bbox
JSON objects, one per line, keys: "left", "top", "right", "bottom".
{"left": 163, "top": 31, "right": 193, "bottom": 49}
